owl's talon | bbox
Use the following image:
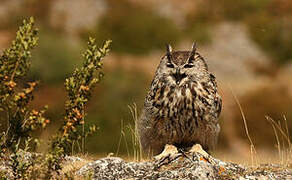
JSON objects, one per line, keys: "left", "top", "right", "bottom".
{"left": 189, "top": 144, "right": 216, "bottom": 165}
{"left": 154, "top": 144, "right": 178, "bottom": 161}
{"left": 189, "top": 144, "right": 209, "bottom": 157}
{"left": 154, "top": 144, "right": 182, "bottom": 169}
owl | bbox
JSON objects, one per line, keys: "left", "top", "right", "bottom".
{"left": 137, "top": 43, "right": 222, "bottom": 156}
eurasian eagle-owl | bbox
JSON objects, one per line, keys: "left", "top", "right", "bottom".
{"left": 137, "top": 43, "right": 222, "bottom": 155}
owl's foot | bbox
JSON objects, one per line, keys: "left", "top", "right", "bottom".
{"left": 189, "top": 144, "right": 216, "bottom": 165}
{"left": 154, "top": 144, "right": 181, "bottom": 169}
{"left": 189, "top": 144, "right": 209, "bottom": 157}
{"left": 154, "top": 144, "right": 178, "bottom": 160}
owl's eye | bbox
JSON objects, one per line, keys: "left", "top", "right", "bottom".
{"left": 166, "top": 63, "right": 175, "bottom": 68}
{"left": 184, "top": 64, "right": 194, "bottom": 68}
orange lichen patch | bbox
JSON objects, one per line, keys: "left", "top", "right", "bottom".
{"left": 199, "top": 157, "right": 208, "bottom": 162}
{"left": 218, "top": 166, "right": 226, "bottom": 175}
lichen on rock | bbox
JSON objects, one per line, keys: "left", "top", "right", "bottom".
{"left": 76, "top": 151, "right": 292, "bottom": 179}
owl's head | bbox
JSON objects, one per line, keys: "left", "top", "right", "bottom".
{"left": 157, "top": 43, "right": 208, "bottom": 86}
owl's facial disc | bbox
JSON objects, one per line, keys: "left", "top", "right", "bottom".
{"left": 164, "top": 53, "right": 190, "bottom": 86}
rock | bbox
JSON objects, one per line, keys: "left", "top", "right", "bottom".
{"left": 0, "top": 150, "right": 86, "bottom": 179}
{"left": 1, "top": 150, "right": 291, "bottom": 179}
{"left": 76, "top": 151, "right": 292, "bottom": 179}
{"left": 0, "top": 150, "right": 40, "bottom": 179}
{"left": 64, "top": 155, "right": 85, "bottom": 164}
{"left": 76, "top": 155, "right": 218, "bottom": 179}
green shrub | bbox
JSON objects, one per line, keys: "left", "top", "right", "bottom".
{"left": 50, "top": 38, "right": 111, "bottom": 155}
{"left": 0, "top": 17, "right": 111, "bottom": 179}
{"left": 0, "top": 17, "right": 49, "bottom": 151}
{"left": 46, "top": 37, "right": 111, "bottom": 178}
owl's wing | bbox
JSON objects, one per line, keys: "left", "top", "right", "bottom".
{"left": 144, "top": 78, "right": 159, "bottom": 110}
{"left": 209, "top": 73, "right": 222, "bottom": 118}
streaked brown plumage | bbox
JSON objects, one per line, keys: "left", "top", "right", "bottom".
{"left": 138, "top": 43, "right": 222, "bottom": 155}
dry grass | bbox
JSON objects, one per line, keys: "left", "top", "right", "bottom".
{"left": 116, "top": 103, "right": 143, "bottom": 162}
{"left": 266, "top": 115, "right": 292, "bottom": 167}
{"left": 230, "top": 86, "right": 258, "bottom": 165}
{"left": 229, "top": 86, "right": 291, "bottom": 169}
{"left": 128, "top": 103, "right": 143, "bottom": 161}
{"left": 62, "top": 159, "right": 91, "bottom": 176}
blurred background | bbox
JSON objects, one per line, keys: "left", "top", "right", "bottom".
{"left": 0, "top": 0, "right": 291, "bottom": 162}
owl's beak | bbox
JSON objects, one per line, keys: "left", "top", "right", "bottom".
{"left": 172, "top": 69, "right": 186, "bottom": 85}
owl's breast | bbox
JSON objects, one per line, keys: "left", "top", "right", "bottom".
{"left": 147, "top": 80, "right": 221, "bottom": 124}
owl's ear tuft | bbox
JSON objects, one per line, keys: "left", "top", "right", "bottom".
{"left": 166, "top": 44, "right": 172, "bottom": 55}
{"left": 191, "top": 42, "right": 197, "bottom": 55}
{"left": 188, "top": 42, "right": 197, "bottom": 63}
